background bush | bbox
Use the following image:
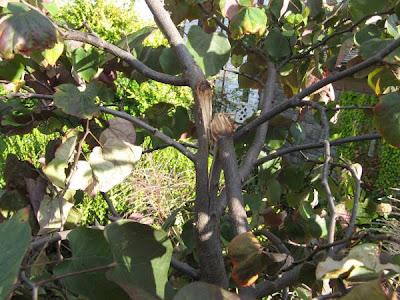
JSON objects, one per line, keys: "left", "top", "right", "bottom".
{"left": 334, "top": 91, "right": 400, "bottom": 193}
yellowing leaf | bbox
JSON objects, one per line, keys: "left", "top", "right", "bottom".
{"left": 228, "top": 231, "right": 262, "bottom": 263}
{"left": 229, "top": 7, "right": 267, "bottom": 39}
{"left": 232, "top": 252, "right": 266, "bottom": 287}
{"left": 42, "top": 42, "right": 64, "bottom": 66}
{"left": 316, "top": 243, "right": 400, "bottom": 280}
{"left": 43, "top": 134, "right": 77, "bottom": 188}
{"left": 228, "top": 232, "right": 267, "bottom": 287}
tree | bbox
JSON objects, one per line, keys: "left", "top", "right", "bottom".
{"left": 1, "top": 0, "right": 400, "bottom": 299}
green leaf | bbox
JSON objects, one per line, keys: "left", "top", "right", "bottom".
{"left": 265, "top": 178, "right": 282, "bottom": 204}
{"left": 172, "top": 106, "right": 190, "bottom": 137}
{"left": 160, "top": 47, "right": 183, "bottom": 75}
{"left": 68, "top": 160, "right": 93, "bottom": 191}
{"left": 164, "top": 0, "right": 202, "bottom": 24}
{"left": 354, "top": 24, "right": 381, "bottom": 46}
{"left": 104, "top": 220, "right": 173, "bottom": 299}
{"left": 71, "top": 47, "right": 101, "bottom": 82}
{"left": 269, "top": 0, "right": 289, "bottom": 19}
{"left": 238, "top": 0, "right": 254, "bottom": 7}
{"left": 306, "top": 215, "right": 327, "bottom": 238}
{"left": 229, "top": 7, "right": 267, "bottom": 39}
{"left": 263, "top": 29, "right": 291, "bottom": 60}
{"left": 31, "top": 42, "right": 64, "bottom": 67}
{"left": 307, "top": 0, "right": 322, "bottom": 18}
{"left": 54, "top": 228, "right": 128, "bottom": 300}
{"left": 0, "top": 190, "right": 29, "bottom": 212}
{"left": 54, "top": 83, "right": 102, "bottom": 119}
{"left": 174, "top": 282, "right": 240, "bottom": 300}
{"left": 385, "top": 14, "right": 400, "bottom": 38}
{"left": 0, "top": 55, "right": 25, "bottom": 81}
{"left": 360, "top": 38, "right": 400, "bottom": 63}
{"left": 186, "top": 26, "right": 231, "bottom": 77}
{"left": 349, "top": 0, "right": 393, "bottom": 21}
{"left": 181, "top": 221, "right": 195, "bottom": 252}
{"left": 238, "top": 61, "right": 263, "bottom": 89}
{"left": 116, "top": 26, "right": 155, "bottom": 55}
{"left": 0, "top": 2, "right": 57, "bottom": 59}
{"left": 280, "top": 165, "right": 305, "bottom": 191}
{"left": 286, "top": 191, "right": 309, "bottom": 208}
{"left": 374, "top": 93, "right": 400, "bottom": 147}
{"left": 0, "top": 208, "right": 31, "bottom": 300}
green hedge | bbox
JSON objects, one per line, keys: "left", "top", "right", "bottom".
{"left": 334, "top": 91, "right": 400, "bottom": 192}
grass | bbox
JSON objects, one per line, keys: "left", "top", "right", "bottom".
{"left": 0, "top": 129, "right": 59, "bottom": 187}
{"left": 0, "top": 129, "right": 196, "bottom": 227}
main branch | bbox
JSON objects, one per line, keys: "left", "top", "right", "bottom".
{"left": 144, "top": 0, "right": 227, "bottom": 286}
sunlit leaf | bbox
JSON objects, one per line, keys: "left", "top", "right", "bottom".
{"left": 88, "top": 117, "right": 141, "bottom": 193}
{"left": 316, "top": 243, "right": 400, "bottom": 280}
{"left": 43, "top": 133, "right": 77, "bottom": 188}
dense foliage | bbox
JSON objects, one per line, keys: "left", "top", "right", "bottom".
{"left": 1, "top": 0, "right": 400, "bottom": 299}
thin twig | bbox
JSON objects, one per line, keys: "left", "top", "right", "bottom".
{"left": 334, "top": 163, "right": 361, "bottom": 240}
{"left": 255, "top": 133, "right": 381, "bottom": 167}
{"left": 34, "top": 262, "right": 117, "bottom": 286}
{"left": 222, "top": 68, "right": 264, "bottom": 87}
{"left": 100, "top": 192, "right": 121, "bottom": 219}
{"left": 171, "top": 257, "right": 200, "bottom": 279}
{"left": 260, "top": 230, "right": 291, "bottom": 255}
{"left": 20, "top": 272, "right": 39, "bottom": 300}
{"left": 278, "top": 7, "right": 395, "bottom": 69}
{"left": 318, "top": 106, "right": 336, "bottom": 248}
{"left": 99, "top": 107, "right": 196, "bottom": 161}
{"left": 61, "top": 30, "right": 188, "bottom": 86}
{"left": 235, "top": 37, "right": 400, "bottom": 139}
